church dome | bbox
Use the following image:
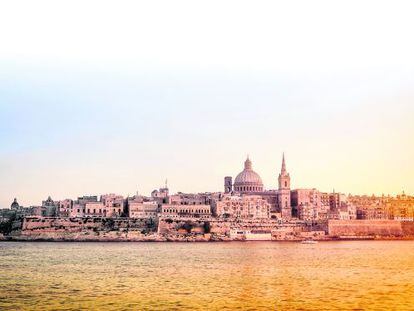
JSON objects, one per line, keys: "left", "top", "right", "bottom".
{"left": 234, "top": 157, "right": 263, "bottom": 193}
{"left": 234, "top": 168, "right": 263, "bottom": 185}
{"left": 10, "top": 198, "right": 20, "bottom": 209}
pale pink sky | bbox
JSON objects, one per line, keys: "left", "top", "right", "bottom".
{"left": 1, "top": 1, "right": 413, "bottom": 207}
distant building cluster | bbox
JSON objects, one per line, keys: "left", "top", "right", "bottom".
{"left": 2, "top": 154, "right": 413, "bottom": 224}
{"left": 350, "top": 193, "right": 414, "bottom": 221}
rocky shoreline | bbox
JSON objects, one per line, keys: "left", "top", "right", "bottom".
{"left": 1, "top": 217, "right": 414, "bottom": 243}
{"left": 1, "top": 232, "right": 413, "bottom": 242}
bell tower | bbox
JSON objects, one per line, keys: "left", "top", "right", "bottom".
{"left": 224, "top": 176, "right": 233, "bottom": 193}
{"left": 278, "top": 153, "right": 291, "bottom": 219}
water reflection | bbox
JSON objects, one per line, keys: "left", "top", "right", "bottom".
{"left": 1, "top": 241, "right": 414, "bottom": 310}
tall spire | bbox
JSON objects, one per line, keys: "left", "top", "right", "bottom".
{"left": 281, "top": 152, "right": 287, "bottom": 174}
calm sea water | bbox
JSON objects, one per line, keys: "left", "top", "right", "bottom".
{"left": 1, "top": 241, "right": 414, "bottom": 310}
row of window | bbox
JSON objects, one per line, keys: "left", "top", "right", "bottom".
{"left": 234, "top": 186, "right": 262, "bottom": 192}
{"left": 75, "top": 208, "right": 122, "bottom": 214}
{"left": 223, "top": 206, "right": 268, "bottom": 211}
{"left": 162, "top": 209, "right": 210, "bottom": 214}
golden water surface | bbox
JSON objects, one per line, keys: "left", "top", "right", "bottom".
{"left": 1, "top": 241, "right": 414, "bottom": 310}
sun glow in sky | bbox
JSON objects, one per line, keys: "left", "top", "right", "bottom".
{"left": 1, "top": 0, "right": 414, "bottom": 207}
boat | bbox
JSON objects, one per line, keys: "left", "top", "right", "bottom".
{"left": 245, "top": 230, "right": 272, "bottom": 241}
{"left": 301, "top": 239, "right": 318, "bottom": 244}
{"left": 229, "top": 229, "right": 272, "bottom": 241}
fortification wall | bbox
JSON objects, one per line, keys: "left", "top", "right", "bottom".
{"left": 18, "top": 217, "right": 412, "bottom": 241}
{"left": 157, "top": 218, "right": 213, "bottom": 235}
{"left": 157, "top": 218, "right": 308, "bottom": 236}
{"left": 401, "top": 221, "right": 414, "bottom": 236}
{"left": 328, "top": 220, "right": 403, "bottom": 237}
{"left": 22, "top": 217, "right": 157, "bottom": 233}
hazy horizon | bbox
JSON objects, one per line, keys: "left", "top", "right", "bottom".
{"left": 1, "top": 0, "right": 414, "bottom": 208}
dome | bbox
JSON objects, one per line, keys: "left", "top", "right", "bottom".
{"left": 234, "top": 157, "right": 263, "bottom": 193}
{"left": 10, "top": 198, "right": 20, "bottom": 209}
{"left": 234, "top": 169, "right": 263, "bottom": 185}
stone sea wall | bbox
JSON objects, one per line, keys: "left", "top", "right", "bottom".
{"left": 158, "top": 218, "right": 293, "bottom": 236}
{"left": 401, "top": 221, "right": 414, "bottom": 236}
{"left": 2, "top": 216, "right": 413, "bottom": 241}
{"left": 157, "top": 218, "right": 322, "bottom": 240}
{"left": 328, "top": 220, "right": 403, "bottom": 237}
{"left": 22, "top": 217, "right": 157, "bottom": 233}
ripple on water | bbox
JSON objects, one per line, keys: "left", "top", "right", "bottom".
{"left": 0, "top": 241, "right": 414, "bottom": 310}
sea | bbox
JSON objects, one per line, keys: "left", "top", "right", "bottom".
{"left": 1, "top": 241, "right": 413, "bottom": 310}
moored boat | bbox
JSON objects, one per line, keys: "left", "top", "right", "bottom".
{"left": 301, "top": 239, "right": 318, "bottom": 244}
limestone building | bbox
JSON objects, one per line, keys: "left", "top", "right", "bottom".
{"left": 169, "top": 193, "right": 211, "bottom": 205}
{"left": 151, "top": 185, "right": 169, "bottom": 204}
{"left": 58, "top": 199, "right": 73, "bottom": 217}
{"left": 129, "top": 201, "right": 159, "bottom": 219}
{"left": 214, "top": 194, "right": 271, "bottom": 219}
{"left": 291, "top": 189, "right": 329, "bottom": 221}
{"left": 160, "top": 204, "right": 211, "bottom": 219}
{"left": 223, "top": 154, "right": 293, "bottom": 220}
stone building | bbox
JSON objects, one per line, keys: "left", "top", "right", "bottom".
{"left": 291, "top": 189, "right": 324, "bottom": 221}
{"left": 42, "top": 196, "right": 59, "bottom": 217}
{"left": 151, "top": 185, "right": 169, "bottom": 204}
{"left": 214, "top": 194, "right": 271, "bottom": 219}
{"left": 101, "top": 194, "right": 124, "bottom": 217}
{"left": 71, "top": 196, "right": 98, "bottom": 217}
{"left": 386, "top": 192, "right": 414, "bottom": 221}
{"left": 223, "top": 154, "right": 292, "bottom": 219}
{"left": 3, "top": 198, "right": 34, "bottom": 219}
{"left": 350, "top": 193, "right": 414, "bottom": 221}
{"left": 169, "top": 193, "right": 211, "bottom": 205}
{"left": 160, "top": 204, "right": 211, "bottom": 219}
{"left": 84, "top": 202, "right": 105, "bottom": 217}
{"left": 58, "top": 199, "right": 73, "bottom": 217}
{"left": 70, "top": 195, "right": 124, "bottom": 218}
{"left": 349, "top": 195, "right": 388, "bottom": 220}
{"left": 129, "top": 201, "right": 159, "bottom": 219}
{"left": 328, "top": 192, "right": 356, "bottom": 220}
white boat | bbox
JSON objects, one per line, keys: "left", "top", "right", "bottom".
{"left": 229, "top": 229, "right": 272, "bottom": 241}
{"left": 301, "top": 239, "right": 318, "bottom": 244}
{"left": 245, "top": 230, "right": 272, "bottom": 241}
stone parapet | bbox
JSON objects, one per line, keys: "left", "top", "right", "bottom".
{"left": 328, "top": 220, "right": 403, "bottom": 237}
{"left": 22, "top": 217, "right": 157, "bottom": 233}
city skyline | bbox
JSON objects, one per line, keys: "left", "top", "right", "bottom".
{"left": 3, "top": 153, "right": 412, "bottom": 208}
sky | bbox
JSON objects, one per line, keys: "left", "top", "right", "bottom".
{"left": 1, "top": 0, "right": 414, "bottom": 208}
